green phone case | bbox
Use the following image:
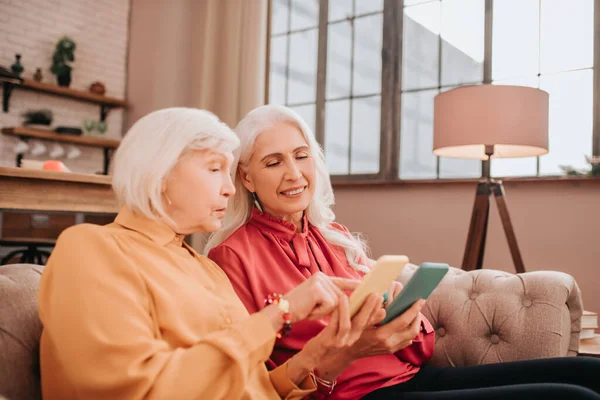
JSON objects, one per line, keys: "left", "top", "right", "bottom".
{"left": 380, "top": 262, "right": 449, "bottom": 325}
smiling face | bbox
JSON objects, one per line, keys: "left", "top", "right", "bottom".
{"left": 163, "top": 149, "right": 235, "bottom": 234}
{"left": 239, "top": 121, "right": 316, "bottom": 221}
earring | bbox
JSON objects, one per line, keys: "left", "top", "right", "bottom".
{"left": 252, "top": 192, "right": 263, "bottom": 212}
{"left": 164, "top": 192, "right": 172, "bottom": 205}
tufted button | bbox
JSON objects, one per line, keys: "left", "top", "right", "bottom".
{"left": 437, "top": 327, "right": 446, "bottom": 337}
{"left": 469, "top": 292, "right": 478, "bottom": 300}
{"left": 490, "top": 334, "right": 500, "bottom": 344}
{"left": 522, "top": 299, "right": 533, "bottom": 307}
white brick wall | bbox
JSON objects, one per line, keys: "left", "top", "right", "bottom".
{"left": 0, "top": 0, "right": 130, "bottom": 174}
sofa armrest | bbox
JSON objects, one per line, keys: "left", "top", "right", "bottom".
{"left": 397, "top": 264, "right": 583, "bottom": 367}
{"left": 0, "top": 264, "right": 44, "bottom": 400}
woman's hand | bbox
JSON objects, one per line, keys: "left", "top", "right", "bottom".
{"left": 287, "top": 292, "right": 386, "bottom": 382}
{"left": 284, "top": 271, "right": 361, "bottom": 322}
{"left": 384, "top": 281, "right": 403, "bottom": 309}
{"left": 347, "top": 299, "right": 426, "bottom": 359}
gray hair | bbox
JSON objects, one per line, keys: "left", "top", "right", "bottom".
{"left": 112, "top": 107, "right": 239, "bottom": 221}
{"left": 203, "top": 104, "right": 369, "bottom": 272}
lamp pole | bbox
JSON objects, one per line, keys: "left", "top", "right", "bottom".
{"left": 482, "top": 144, "right": 494, "bottom": 181}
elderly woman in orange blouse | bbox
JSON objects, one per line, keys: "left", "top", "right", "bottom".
{"left": 206, "top": 104, "right": 600, "bottom": 400}
{"left": 37, "top": 107, "right": 384, "bottom": 400}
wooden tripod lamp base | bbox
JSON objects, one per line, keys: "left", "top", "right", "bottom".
{"left": 462, "top": 179, "right": 525, "bottom": 273}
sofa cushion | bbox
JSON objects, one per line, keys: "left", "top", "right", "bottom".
{"left": 0, "top": 264, "right": 43, "bottom": 400}
{"left": 398, "top": 264, "right": 583, "bottom": 367}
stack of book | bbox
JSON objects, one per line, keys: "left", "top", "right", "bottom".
{"left": 581, "top": 310, "right": 598, "bottom": 339}
{"left": 579, "top": 310, "right": 600, "bottom": 357}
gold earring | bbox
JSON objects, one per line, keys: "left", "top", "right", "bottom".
{"left": 164, "top": 192, "right": 172, "bottom": 205}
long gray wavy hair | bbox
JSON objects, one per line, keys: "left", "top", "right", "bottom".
{"left": 203, "top": 104, "right": 370, "bottom": 272}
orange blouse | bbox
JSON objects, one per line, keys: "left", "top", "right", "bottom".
{"left": 37, "top": 207, "right": 315, "bottom": 400}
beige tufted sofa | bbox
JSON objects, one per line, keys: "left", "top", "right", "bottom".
{"left": 0, "top": 264, "right": 43, "bottom": 400}
{"left": 0, "top": 263, "right": 584, "bottom": 399}
{"left": 398, "top": 264, "right": 584, "bottom": 367}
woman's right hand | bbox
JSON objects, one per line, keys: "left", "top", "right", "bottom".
{"left": 347, "top": 299, "right": 426, "bottom": 359}
{"left": 284, "top": 271, "right": 361, "bottom": 322}
{"left": 287, "top": 292, "right": 385, "bottom": 383}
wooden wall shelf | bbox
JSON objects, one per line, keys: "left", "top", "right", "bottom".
{"left": 0, "top": 74, "right": 126, "bottom": 174}
{"left": 1, "top": 77, "right": 128, "bottom": 121}
{"left": 0, "top": 166, "right": 118, "bottom": 214}
{"left": 1, "top": 127, "right": 120, "bottom": 174}
{"left": 2, "top": 127, "right": 120, "bottom": 148}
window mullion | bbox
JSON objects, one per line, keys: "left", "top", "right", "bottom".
{"left": 348, "top": 0, "right": 356, "bottom": 174}
{"left": 284, "top": 0, "right": 292, "bottom": 105}
{"left": 435, "top": 1, "right": 443, "bottom": 179}
{"left": 315, "top": 0, "right": 329, "bottom": 146}
{"left": 481, "top": 0, "right": 493, "bottom": 177}
{"left": 380, "top": 0, "right": 402, "bottom": 180}
{"left": 593, "top": 0, "right": 600, "bottom": 156}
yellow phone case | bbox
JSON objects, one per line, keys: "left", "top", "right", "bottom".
{"left": 348, "top": 255, "right": 409, "bottom": 317}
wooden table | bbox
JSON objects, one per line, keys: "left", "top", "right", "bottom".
{"left": 0, "top": 166, "right": 118, "bottom": 213}
{"left": 579, "top": 334, "right": 600, "bottom": 358}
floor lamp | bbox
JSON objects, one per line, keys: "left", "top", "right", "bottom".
{"left": 432, "top": 85, "right": 549, "bottom": 273}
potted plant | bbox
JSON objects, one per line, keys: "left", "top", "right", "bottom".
{"left": 559, "top": 156, "right": 600, "bottom": 177}
{"left": 21, "top": 109, "right": 53, "bottom": 128}
{"left": 50, "top": 36, "right": 76, "bottom": 87}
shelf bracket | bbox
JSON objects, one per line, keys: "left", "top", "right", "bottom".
{"left": 103, "top": 147, "right": 111, "bottom": 175}
{"left": 2, "top": 82, "right": 15, "bottom": 113}
{"left": 14, "top": 135, "right": 30, "bottom": 167}
{"left": 100, "top": 105, "right": 110, "bottom": 122}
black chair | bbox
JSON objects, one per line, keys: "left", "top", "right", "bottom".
{"left": 0, "top": 238, "right": 55, "bottom": 265}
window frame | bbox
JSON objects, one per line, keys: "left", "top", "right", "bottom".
{"left": 266, "top": 0, "right": 600, "bottom": 184}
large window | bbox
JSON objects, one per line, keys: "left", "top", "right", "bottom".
{"left": 324, "top": 1, "right": 383, "bottom": 175}
{"left": 267, "top": 0, "right": 600, "bottom": 181}
{"left": 269, "top": 0, "right": 319, "bottom": 134}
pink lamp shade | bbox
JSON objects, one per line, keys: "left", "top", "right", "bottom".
{"left": 433, "top": 85, "right": 549, "bottom": 159}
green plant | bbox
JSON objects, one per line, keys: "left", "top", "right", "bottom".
{"left": 50, "top": 36, "right": 76, "bottom": 77}
{"left": 21, "top": 109, "right": 53, "bottom": 126}
{"left": 559, "top": 156, "right": 600, "bottom": 177}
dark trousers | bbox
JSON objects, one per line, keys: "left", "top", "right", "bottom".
{"left": 362, "top": 356, "right": 600, "bottom": 400}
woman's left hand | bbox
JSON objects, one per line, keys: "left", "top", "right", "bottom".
{"left": 384, "top": 281, "right": 403, "bottom": 309}
{"left": 287, "top": 292, "right": 385, "bottom": 382}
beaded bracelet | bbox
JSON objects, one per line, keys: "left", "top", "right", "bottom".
{"left": 264, "top": 293, "right": 292, "bottom": 339}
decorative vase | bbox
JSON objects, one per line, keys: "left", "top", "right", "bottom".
{"left": 82, "top": 119, "right": 96, "bottom": 136}
{"left": 11, "top": 54, "right": 24, "bottom": 76}
{"left": 33, "top": 68, "right": 43, "bottom": 82}
{"left": 89, "top": 81, "right": 106, "bottom": 95}
{"left": 57, "top": 69, "right": 71, "bottom": 87}
{"left": 96, "top": 121, "right": 107, "bottom": 136}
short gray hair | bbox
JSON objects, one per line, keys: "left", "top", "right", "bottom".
{"left": 112, "top": 107, "right": 239, "bottom": 221}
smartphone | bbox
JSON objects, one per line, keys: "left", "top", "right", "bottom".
{"left": 348, "top": 255, "right": 409, "bottom": 318}
{"left": 380, "top": 262, "right": 449, "bottom": 325}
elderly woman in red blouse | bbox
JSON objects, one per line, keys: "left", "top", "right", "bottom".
{"left": 206, "top": 104, "right": 600, "bottom": 400}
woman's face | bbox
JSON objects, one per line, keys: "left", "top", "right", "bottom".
{"left": 240, "top": 121, "right": 316, "bottom": 219}
{"left": 164, "top": 149, "right": 235, "bottom": 234}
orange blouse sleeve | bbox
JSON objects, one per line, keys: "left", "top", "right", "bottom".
{"left": 209, "top": 245, "right": 317, "bottom": 397}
